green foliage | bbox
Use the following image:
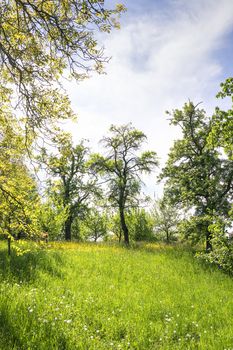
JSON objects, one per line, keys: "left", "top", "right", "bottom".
{"left": 210, "top": 77, "right": 233, "bottom": 159}
{"left": 1, "top": 242, "right": 233, "bottom": 349}
{"left": 41, "top": 132, "right": 99, "bottom": 240}
{"left": 197, "top": 213, "right": 233, "bottom": 273}
{"left": 126, "top": 209, "right": 154, "bottom": 241}
{"left": 151, "top": 199, "right": 180, "bottom": 242}
{"left": 178, "top": 215, "right": 212, "bottom": 246}
{"left": 0, "top": 97, "right": 40, "bottom": 254}
{"left": 109, "top": 213, "right": 123, "bottom": 242}
{"left": 160, "top": 102, "right": 233, "bottom": 250}
{"left": 37, "top": 199, "right": 68, "bottom": 240}
{"left": 80, "top": 209, "right": 109, "bottom": 242}
{"left": 0, "top": 0, "right": 126, "bottom": 129}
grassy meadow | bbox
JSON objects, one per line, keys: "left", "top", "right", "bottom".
{"left": 0, "top": 242, "right": 233, "bottom": 349}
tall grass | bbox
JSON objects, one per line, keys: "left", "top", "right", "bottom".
{"left": 0, "top": 241, "right": 232, "bottom": 349}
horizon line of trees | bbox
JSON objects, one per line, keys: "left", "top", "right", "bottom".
{"left": 1, "top": 76, "right": 232, "bottom": 264}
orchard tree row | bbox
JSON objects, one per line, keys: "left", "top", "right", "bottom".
{"left": 1, "top": 86, "right": 233, "bottom": 255}
{"left": 37, "top": 80, "right": 233, "bottom": 254}
{"left": 1, "top": 77, "right": 233, "bottom": 269}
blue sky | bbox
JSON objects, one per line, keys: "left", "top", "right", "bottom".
{"left": 64, "top": 0, "right": 233, "bottom": 197}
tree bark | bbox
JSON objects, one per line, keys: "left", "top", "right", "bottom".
{"left": 65, "top": 216, "right": 72, "bottom": 241}
{"left": 7, "top": 237, "right": 11, "bottom": 256}
{"left": 119, "top": 208, "right": 129, "bottom": 244}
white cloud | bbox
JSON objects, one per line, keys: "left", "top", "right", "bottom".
{"left": 63, "top": 0, "right": 233, "bottom": 196}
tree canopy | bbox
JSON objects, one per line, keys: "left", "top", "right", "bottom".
{"left": 160, "top": 102, "right": 233, "bottom": 251}
{"left": 0, "top": 99, "right": 39, "bottom": 253}
{"left": 210, "top": 77, "right": 233, "bottom": 159}
{"left": 41, "top": 132, "right": 98, "bottom": 240}
{"left": 0, "top": 0, "right": 125, "bottom": 130}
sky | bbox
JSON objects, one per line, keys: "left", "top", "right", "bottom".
{"left": 63, "top": 0, "right": 233, "bottom": 198}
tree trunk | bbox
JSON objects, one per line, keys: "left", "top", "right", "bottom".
{"left": 166, "top": 230, "right": 170, "bottom": 243}
{"left": 65, "top": 216, "right": 72, "bottom": 241}
{"left": 7, "top": 237, "right": 11, "bottom": 256}
{"left": 119, "top": 208, "right": 129, "bottom": 244}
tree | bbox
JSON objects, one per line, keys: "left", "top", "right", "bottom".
{"left": 160, "top": 102, "right": 233, "bottom": 251}
{"left": 0, "top": 1, "right": 126, "bottom": 130}
{"left": 200, "top": 78, "right": 233, "bottom": 267}
{"left": 81, "top": 208, "right": 109, "bottom": 242}
{"left": 37, "top": 197, "right": 68, "bottom": 241}
{"left": 126, "top": 208, "right": 154, "bottom": 242}
{"left": 151, "top": 198, "right": 180, "bottom": 243}
{"left": 42, "top": 133, "right": 99, "bottom": 241}
{"left": 0, "top": 163, "right": 39, "bottom": 255}
{"left": 197, "top": 212, "right": 233, "bottom": 274}
{"left": 0, "top": 95, "right": 40, "bottom": 254}
{"left": 91, "top": 124, "right": 158, "bottom": 244}
{"left": 210, "top": 77, "right": 233, "bottom": 159}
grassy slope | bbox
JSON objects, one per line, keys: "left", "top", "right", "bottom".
{"left": 0, "top": 242, "right": 232, "bottom": 349}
